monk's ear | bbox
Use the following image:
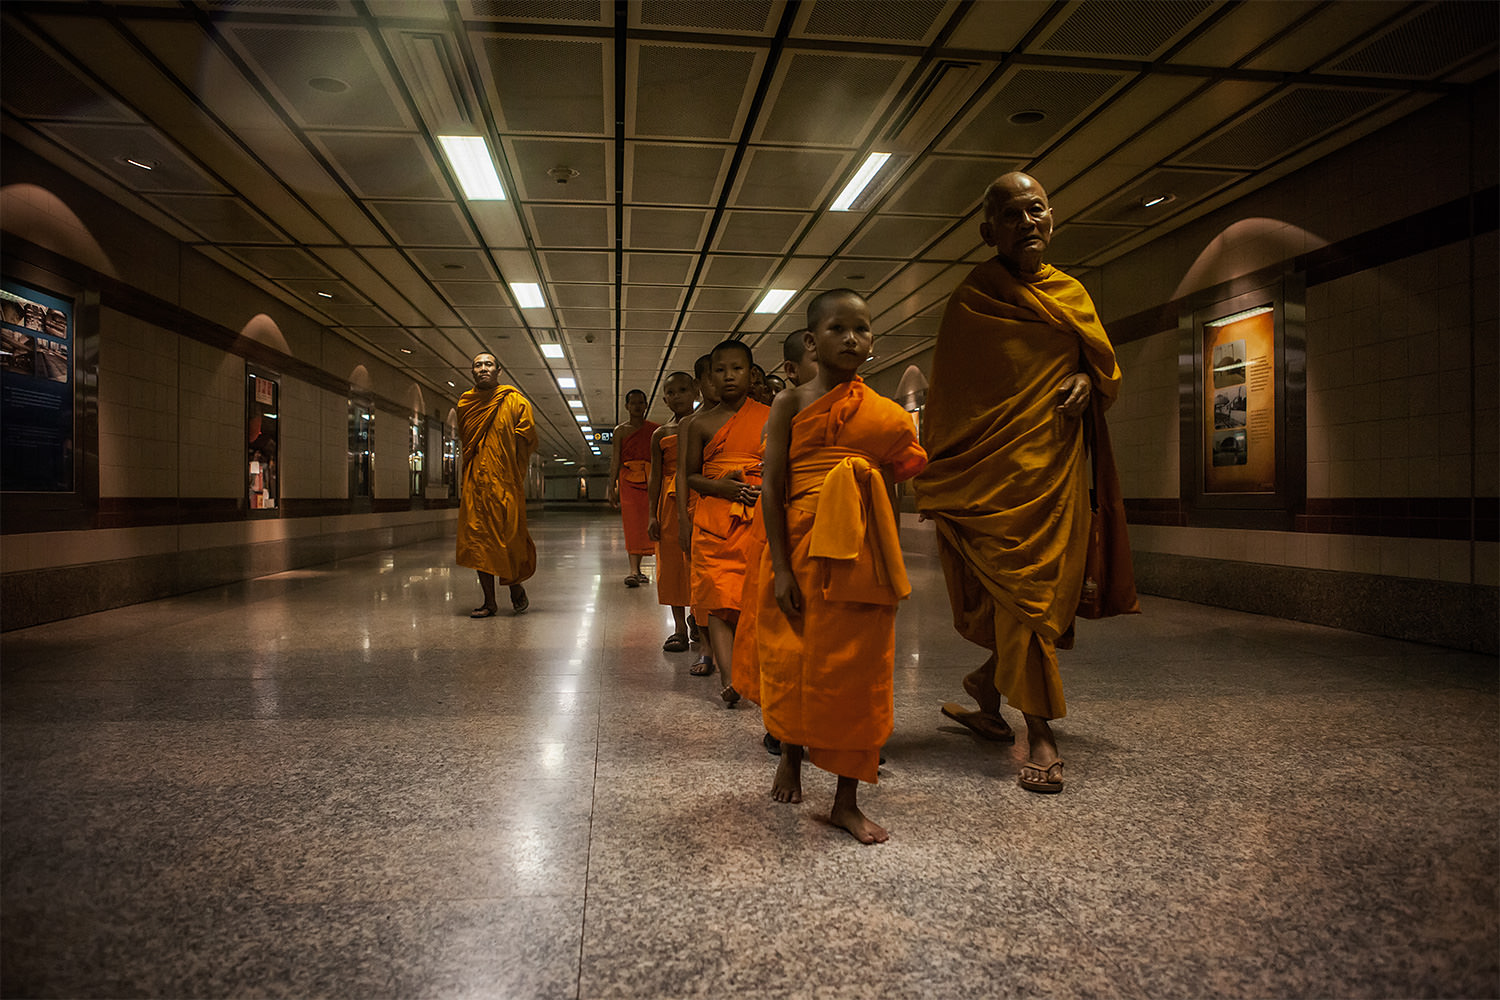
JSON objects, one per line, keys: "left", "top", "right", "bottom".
{"left": 979, "top": 220, "right": 996, "bottom": 247}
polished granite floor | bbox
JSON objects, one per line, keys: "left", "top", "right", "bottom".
{"left": 2, "top": 509, "right": 1497, "bottom": 999}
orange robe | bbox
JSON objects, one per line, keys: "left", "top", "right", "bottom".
{"left": 690, "top": 399, "right": 770, "bottom": 619}
{"left": 913, "top": 259, "right": 1121, "bottom": 720}
{"left": 756, "top": 379, "right": 927, "bottom": 783}
{"left": 731, "top": 505, "right": 768, "bottom": 705}
{"left": 654, "top": 432, "right": 691, "bottom": 607}
{"left": 456, "top": 384, "right": 538, "bottom": 584}
{"left": 619, "top": 420, "right": 659, "bottom": 556}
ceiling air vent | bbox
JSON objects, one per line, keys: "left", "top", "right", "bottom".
{"left": 396, "top": 32, "right": 473, "bottom": 131}
{"left": 880, "top": 60, "right": 982, "bottom": 154}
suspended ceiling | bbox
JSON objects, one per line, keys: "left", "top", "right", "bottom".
{"left": 1, "top": 0, "right": 1495, "bottom": 467}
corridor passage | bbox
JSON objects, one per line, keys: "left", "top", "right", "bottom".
{"left": 3, "top": 510, "right": 1496, "bottom": 998}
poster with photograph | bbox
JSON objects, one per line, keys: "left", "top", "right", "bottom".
{"left": 1203, "top": 307, "right": 1275, "bottom": 493}
{"left": 1, "top": 280, "right": 74, "bottom": 491}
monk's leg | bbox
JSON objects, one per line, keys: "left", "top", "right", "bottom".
{"left": 831, "top": 775, "right": 887, "bottom": 844}
{"left": 962, "top": 652, "right": 1003, "bottom": 714}
{"left": 508, "top": 582, "right": 528, "bottom": 613}
{"left": 629, "top": 553, "right": 644, "bottom": 578}
{"left": 670, "top": 604, "right": 688, "bottom": 636}
{"left": 473, "top": 572, "right": 498, "bottom": 616}
{"left": 706, "top": 614, "right": 738, "bottom": 705}
{"left": 772, "top": 742, "right": 803, "bottom": 803}
{"left": 1023, "top": 714, "right": 1059, "bottom": 767}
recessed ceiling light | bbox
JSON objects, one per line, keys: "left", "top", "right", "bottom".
{"left": 1141, "top": 193, "right": 1177, "bottom": 208}
{"left": 308, "top": 76, "right": 350, "bottom": 93}
{"left": 122, "top": 157, "right": 156, "bottom": 171}
{"left": 442, "top": 263, "right": 464, "bottom": 271}
{"left": 830, "top": 151, "right": 891, "bottom": 211}
{"left": 447, "top": 380, "right": 456, "bottom": 387}
{"left": 399, "top": 348, "right": 412, "bottom": 354}
{"left": 754, "top": 289, "right": 796, "bottom": 314}
{"left": 437, "top": 135, "right": 506, "bottom": 200}
{"left": 1008, "top": 109, "right": 1046, "bottom": 125}
{"left": 557, "top": 376, "right": 577, "bottom": 390}
{"left": 580, "top": 425, "right": 592, "bottom": 433}
{"left": 511, "top": 282, "right": 545, "bottom": 308}
{"left": 541, "top": 343, "right": 565, "bottom": 358}
{"left": 316, "top": 291, "right": 334, "bottom": 299}
{"left": 575, "top": 413, "right": 589, "bottom": 422}
{"left": 568, "top": 399, "right": 584, "bottom": 408}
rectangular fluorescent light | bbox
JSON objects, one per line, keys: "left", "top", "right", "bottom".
{"left": 580, "top": 425, "right": 592, "bottom": 433}
{"left": 754, "top": 289, "right": 796, "bottom": 314}
{"left": 557, "top": 376, "right": 576, "bottom": 390}
{"left": 575, "top": 413, "right": 589, "bottom": 422}
{"left": 1206, "top": 305, "right": 1274, "bottom": 328}
{"left": 437, "top": 135, "right": 506, "bottom": 200}
{"left": 541, "top": 343, "right": 565, "bottom": 358}
{"left": 830, "top": 151, "right": 891, "bottom": 211}
{"left": 511, "top": 282, "right": 545, "bottom": 308}
{"left": 568, "top": 399, "right": 584, "bottom": 408}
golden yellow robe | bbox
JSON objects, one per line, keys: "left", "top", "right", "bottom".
{"left": 757, "top": 379, "right": 927, "bottom": 783}
{"left": 654, "top": 432, "right": 691, "bottom": 608}
{"left": 914, "top": 259, "right": 1121, "bottom": 720}
{"left": 690, "top": 400, "right": 770, "bottom": 618}
{"left": 456, "top": 384, "right": 537, "bottom": 584}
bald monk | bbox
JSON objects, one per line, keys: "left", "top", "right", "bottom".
{"left": 734, "top": 327, "right": 818, "bottom": 755}
{"left": 678, "top": 353, "right": 720, "bottom": 675}
{"left": 914, "top": 172, "right": 1128, "bottom": 794}
{"left": 648, "top": 371, "right": 699, "bottom": 652}
{"left": 757, "top": 289, "right": 927, "bottom": 843}
{"left": 456, "top": 350, "right": 538, "bottom": 617}
{"left": 608, "top": 388, "right": 660, "bottom": 587}
{"left": 684, "top": 340, "right": 770, "bottom": 706}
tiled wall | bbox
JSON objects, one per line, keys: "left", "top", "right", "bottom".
{"left": 97, "top": 310, "right": 179, "bottom": 497}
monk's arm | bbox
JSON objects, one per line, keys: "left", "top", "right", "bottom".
{"left": 606, "top": 423, "right": 627, "bottom": 507}
{"left": 762, "top": 394, "right": 802, "bottom": 617}
{"left": 646, "top": 426, "right": 666, "bottom": 541}
{"left": 678, "top": 416, "right": 700, "bottom": 552}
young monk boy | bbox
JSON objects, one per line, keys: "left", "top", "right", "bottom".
{"left": 735, "top": 328, "right": 818, "bottom": 754}
{"left": 677, "top": 354, "right": 719, "bottom": 674}
{"left": 608, "top": 388, "right": 659, "bottom": 587}
{"left": 647, "top": 371, "right": 699, "bottom": 652}
{"left": 756, "top": 289, "right": 927, "bottom": 843}
{"left": 683, "top": 340, "right": 771, "bottom": 706}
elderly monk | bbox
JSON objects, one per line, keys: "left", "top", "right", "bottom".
{"left": 456, "top": 351, "right": 538, "bottom": 618}
{"left": 914, "top": 172, "right": 1124, "bottom": 794}
{"left": 609, "top": 388, "right": 660, "bottom": 587}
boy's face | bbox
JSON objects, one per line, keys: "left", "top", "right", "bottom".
{"left": 663, "top": 375, "right": 697, "bottom": 415}
{"left": 625, "top": 391, "right": 647, "bottom": 421}
{"left": 711, "top": 349, "right": 751, "bottom": 403}
{"left": 809, "top": 297, "right": 872, "bottom": 376}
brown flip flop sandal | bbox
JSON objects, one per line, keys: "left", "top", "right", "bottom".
{"left": 1018, "top": 759, "right": 1065, "bottom": 793}
{"left": 940, "top": 702, "right": 1015, "bottom": 743}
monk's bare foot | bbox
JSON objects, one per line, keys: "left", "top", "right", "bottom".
{"left": 830, "top": 800, "right": 888, "bottom": 844}
{"left": 772, "top": 744, "right": 803, "bottom": 803}
{"left": 962, "top": 658, "right": 1002, "bottom": 715}
{"left": 1022, "top": 713, "right": 1060, "bottom": 767}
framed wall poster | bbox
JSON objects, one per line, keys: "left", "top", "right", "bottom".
{"left": 1179, "top": 276, "right": 1306, "bottom": 527}
{"left": 1, "top": 279, "right": 74, "bottom": 492}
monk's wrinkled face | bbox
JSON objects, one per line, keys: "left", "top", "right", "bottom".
{"left": 808, "top": 295, "right": 873, "bottom": 377}
{"left": 663, "top": 374, "right": 697, "bottom": 416}
{"left": 980, "top": 173, "right": 1053, "bottom": 275}
{"left": 471, "top": 353, "right": 499, "bottom": 390}
{"left": 711, "top": 346, "right": 752, "bottom": 404}
{"left": 625, "top": 390, "right": 647, "bottom": 421}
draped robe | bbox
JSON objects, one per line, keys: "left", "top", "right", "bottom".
{"left": 689, "top": 399, "right": 770, "bottom": 618}
{"left": 456, "top": 385, "right": 538, "bottom": 584}
{"left": 654, "top": 432, "right": 691, "bottom": 607}
{"left": 756, "top": 379, "right": 927, "bottom": 783}
{"left": 913, "top": 259, "right": 1121, "bottom": 720}
{"left": 618, "top": 420, "right": 659, "bottom": 556}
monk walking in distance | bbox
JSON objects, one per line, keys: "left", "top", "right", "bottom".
{"left": 456, "top": 351, "right": 537, "bottom": 618}
{"left": 608, "top": 388, "right": 659, "bottom": 587}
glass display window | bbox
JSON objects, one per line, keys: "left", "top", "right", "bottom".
{"left": 246, "top": 371, "right": 279, "bottom": 511}
{"left": 348, "top": 398, "right": 373, "bottom": 501}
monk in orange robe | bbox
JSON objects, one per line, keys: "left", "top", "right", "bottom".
{"left": 456, "top": 351, "right": 538, "bottom": 618}
{"left": 914, "top": 172, "right": 1125, "bottom": 794}
{"left": 684, "top": 340, "right": 770, "bottom": 705}
{"left": 677, "top": 354, "right": 720, "bottom": 675}
{"left": 609, "top": 388, "right": 660, "bottom": 587}
{"left": 758, "top": 290, "right": 927, "bottom": 844}
{"left": 734, "top": 329, "right": 818, "bottom": 760}
{"left": 648, "top": 371, "right": 699, "bottom": 651}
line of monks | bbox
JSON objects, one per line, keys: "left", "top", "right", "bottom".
{"left": 456, "top": 173, "right": 1138, "bottom": 844}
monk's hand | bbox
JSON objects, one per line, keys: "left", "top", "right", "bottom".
{"left": 607, "top": 484, "right": 621, "bottom": 509}
{"left": 774, "top": 570, "right": 803, "bottom": 618}
{"left": 648, "top": 518, "right": 660, "bottom": 541}
{"left": 1055, "top": 373, "right": 1091, "bottom": 418}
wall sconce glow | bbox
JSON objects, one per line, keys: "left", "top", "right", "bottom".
{"left": 556, "top": 376, "right": 576, "bottom": 389}
{"left": 830, "top": 151, "right": 891, "bottom": 211}
{"left": 541, "top": 343, "right": 565, "bottom": 358}
{"left": 511, "top": 282, "right": 545, "bottom": 308}
{"left": 568, "top": 399, "right": 584, "bottom": 408}
{"left": 437, "top": 135, "right": 507, "bottom": 200}
{"left": 754, "top": 289, "right": 796, "bottom": 314}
